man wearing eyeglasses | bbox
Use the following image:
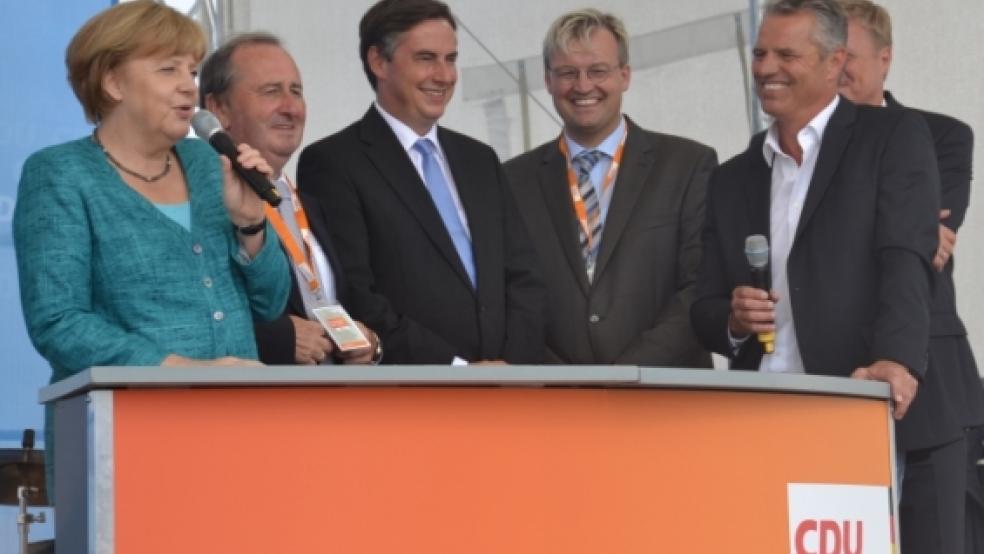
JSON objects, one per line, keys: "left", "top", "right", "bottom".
{"left": 504, "top": 8, "right": 717, "bottom": 366}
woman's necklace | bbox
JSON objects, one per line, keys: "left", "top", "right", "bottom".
{"left": 92, "top": 129, "right": 171, "bottom": 183}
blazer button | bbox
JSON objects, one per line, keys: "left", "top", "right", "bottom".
{"left": 202, "top": 277, "right": 213, "bottom": 288}
{"left": 192, "top": 243, "right": 203, "bottom": 255}
{"left": 213, "top": 311, "right": 225, "bottom": 321}
{"left": 589, "top": 314, "right": 600, "bottom": 324}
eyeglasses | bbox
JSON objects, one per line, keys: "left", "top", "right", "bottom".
{"left": 549, "top": 64, "right": 618, "bottom": 85}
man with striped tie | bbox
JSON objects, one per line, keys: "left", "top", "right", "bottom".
{"left": 504, "top": 9, "right": 717, "bottom": 366}
{"left": 201, "top": 33, "right": 380, "bottom": 365}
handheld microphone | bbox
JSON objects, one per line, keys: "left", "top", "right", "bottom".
{"left": 191, "top": 110, "right": 282, "bottom": 207}
{"left": 744, "top": 234, "right": 775, "bottom": 354}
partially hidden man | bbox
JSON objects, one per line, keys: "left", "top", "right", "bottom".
{"left": 838, "top": 1, "right": 984, "bottom": 551}
{"left": 297, "top": 0, "right": 544, "bottom": 364}
{"left": 504, "top": 9, "right": 717, "bottom": 366}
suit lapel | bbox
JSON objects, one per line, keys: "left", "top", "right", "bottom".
{"left": 538, "top": 138, "right": 590, "bottom": 295}
{"left": 359, "top": 107, "right": 474, "bottom": 290}
{"left": 794, "top": 98, "right": 856, "bottom": 243}
{"left": 744, "top": 133, "right": 772, "bottom": 240}
{"left": 593, "top": 120, "right": 649, "bottom": 282}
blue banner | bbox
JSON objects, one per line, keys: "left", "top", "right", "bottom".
{"left": 1, "top": 0, "right": 112, "bottom": 543}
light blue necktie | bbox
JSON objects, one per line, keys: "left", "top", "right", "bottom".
{"left": 413, "top": 138, "right": 476, "bottom": 288}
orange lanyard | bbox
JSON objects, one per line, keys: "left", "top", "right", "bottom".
{"left": 558, "top": 130, "right": 627, "bottom": 248}
{"left": 263, "top": 176, "right": 321, "bottom": 295}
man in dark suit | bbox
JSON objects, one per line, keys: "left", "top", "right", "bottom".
{"left": 201, "top": 33, "right": 379, "bottom": 365}
{"left": 838, "top": 2, "right": 984, "bottom": 551}
{"left": 297, "top": 0, "right": 543, "bottom": 364}
{"left": 504, "top": 9, "right": 716, "bottom": 366}
{"left": 691, "top": 0, "right": 940, "bottom": 545}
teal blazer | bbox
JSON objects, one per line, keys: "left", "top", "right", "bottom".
{"left": 14, "top": 136, "right": 290, "bottom": 383}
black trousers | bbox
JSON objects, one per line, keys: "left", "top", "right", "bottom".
{"left": 900, "top": 436, "right": 967, "bottom": 554}
{"left": 968, "top": 425, "right": 984, "bottom": 554}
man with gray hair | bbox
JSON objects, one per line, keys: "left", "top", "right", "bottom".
{"left": 692, "top": 0, "right": 939, "bottom": 541}
{"left": 838, "top": 2, "right": 984, "bottom": 551}
{"left": 200, "top": 33, "right": 380, "bottom": 365}
{"left": 504, "top": 9, "right": 716, "bottom": 366}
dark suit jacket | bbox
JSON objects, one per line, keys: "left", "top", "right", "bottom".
{"left": 253, "top": 188, "right": 349, "bottom": 364}
{"left": 504, "top": 119, "right": 716, "bottom": 366}
{"left": 884, "top": 92, "right": 984, "bottom": 447}
{"left": 691, "top": 97, "right": 939, "bottom": 381}
{"left": 295, "top": 106, "right": 544, "bottom": 364}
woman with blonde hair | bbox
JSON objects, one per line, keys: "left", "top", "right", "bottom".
{"left": 13, "top": 0, "right": 290, "bottom": 490}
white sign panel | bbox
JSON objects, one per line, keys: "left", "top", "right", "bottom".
{"left": 787, "top": 483, "right": 894, "bottom": 554}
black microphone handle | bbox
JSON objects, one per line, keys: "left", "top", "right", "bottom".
{"left": 749, "top": 265, "right": 770, "bottom": 292}
{"left": 748, "top": 264, "right": 776, "bottom": 353}
{"left": 208, "top": 132, "right": 282, "bottom": 207}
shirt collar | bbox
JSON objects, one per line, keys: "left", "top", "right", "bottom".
{"left": 272, "top": 173, "right": 294, "bottom": 202}
{"left": 374, "top": 101, "right": 440, "bottom": 153}
{"left": 762, "top": 95, "right": 840, "bottom": 167}
{"left": 564, "top": 116, "right": 626, "bottom": 160}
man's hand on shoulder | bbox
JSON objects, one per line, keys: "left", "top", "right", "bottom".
{"left": 851, "top": 359, "right": 918, "bottom": 420}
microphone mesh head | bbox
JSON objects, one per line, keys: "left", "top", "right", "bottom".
{"left": 744, "top": 234, "right": 769, "bottom": 268}
{"left": 191, "top": 109, "right": 222, "bottom": 140}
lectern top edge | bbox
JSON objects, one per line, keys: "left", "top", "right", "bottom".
{"left": 38, "top": 365, "right": 890, "bottom": 404}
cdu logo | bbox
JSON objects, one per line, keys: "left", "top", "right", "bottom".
{"left": 787, "top": 484, "right": 893, "bottom": 554}
{"left": 794, "top": 519, "right": 864, "bottom": 554}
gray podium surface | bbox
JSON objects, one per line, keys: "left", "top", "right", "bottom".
{"left": 39, "top": 365, "right": 890, "bottom": 404}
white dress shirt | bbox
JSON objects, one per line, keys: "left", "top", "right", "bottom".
{"left": 758, "top": 95, "right": 839, "bottom": 374}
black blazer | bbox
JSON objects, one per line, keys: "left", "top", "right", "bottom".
{"left": 504, "top": 118, "right": 716, "bottom": 366}
{"left": 691, "top": 97, "right": 939, "bottom": 378}
{"left": 885, "top": 92, "right": 973, "bottom": 338}
{"left": 883, "top": 91, "right": 984, "bottom": 448}
{"left": 252, "top": 188, "right": 349, "bottom": 364}
{"left": 296, "top": 106, "right": 544, "bottom": 364}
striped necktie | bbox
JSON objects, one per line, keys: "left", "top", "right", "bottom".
{"left": 573, "top": 149, "right": 604, "bottom": 279}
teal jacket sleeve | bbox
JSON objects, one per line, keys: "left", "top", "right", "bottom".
{"left": 229, "top": 220, "right": 291, "bottom": 322}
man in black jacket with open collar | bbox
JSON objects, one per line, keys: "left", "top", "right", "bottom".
{"left": 692, "top": 2, "right": 943, "bottom": 548}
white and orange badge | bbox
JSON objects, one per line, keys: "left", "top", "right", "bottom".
{"left": 312, "top": 305, "right": 371, "bottom": 352}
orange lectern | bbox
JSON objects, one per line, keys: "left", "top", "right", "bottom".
{"left": 41, "top": 366, "right": 897, "bottom": 554}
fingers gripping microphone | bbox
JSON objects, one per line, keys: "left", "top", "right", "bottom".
{"left": 744, "top": 234, "right": 775, "bottom": 354}
{"left": 191, "top": 110, "right": 282, "bottom": 207}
